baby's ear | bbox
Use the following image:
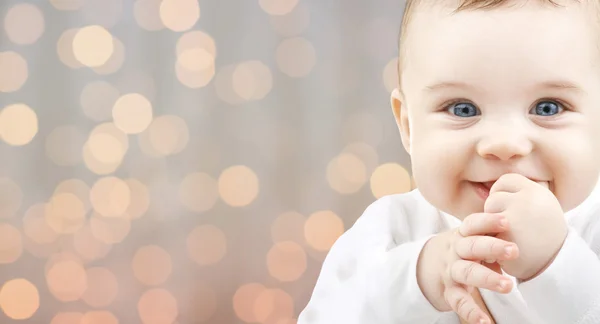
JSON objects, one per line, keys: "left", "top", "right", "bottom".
{"left": 390, "top": 88, "right": 411, "bottom": 155}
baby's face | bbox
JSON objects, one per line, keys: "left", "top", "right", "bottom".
{"left": 393, "top": 1, "right": 600, "bottom": 219}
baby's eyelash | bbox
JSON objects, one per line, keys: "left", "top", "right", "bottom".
{"left": 535, "top": 98, "right": 570, "bottom": 110}
{"left": 439, "top": 98, "right": 474, "bottom": 111}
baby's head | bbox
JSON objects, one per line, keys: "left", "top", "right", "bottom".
{"left": 391, "top": 0, "right": 600, "bottom": 219}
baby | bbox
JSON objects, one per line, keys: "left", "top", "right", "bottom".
{"left": 298, "top": 0, "right": 600, "bottom": 323}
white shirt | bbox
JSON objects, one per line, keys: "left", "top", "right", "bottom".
{"left": 298, "top": 181, "right": 600, "bottom": 324}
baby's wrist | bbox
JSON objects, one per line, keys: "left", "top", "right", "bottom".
{"left": 417, "top": 234, "right": 450, "bottom": 311}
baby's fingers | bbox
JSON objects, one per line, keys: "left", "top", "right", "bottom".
{"left": 459, "top": 213, "right": 508, "bottom": 237}
{"left": 444, "top": 285, "right": 491, "bottom": 324}
{"left": 451, "top": 259, "right": 513, "bottom": 294}
{"left": 455, "top": 235, "right": 519, "bottom": 262}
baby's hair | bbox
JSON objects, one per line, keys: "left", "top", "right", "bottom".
{"left": 396, "top": 0, "right": 596, "bottom": 91}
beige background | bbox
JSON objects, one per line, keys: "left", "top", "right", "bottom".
{"left": 0, "top": 0, "right": 414, "bottom": 323}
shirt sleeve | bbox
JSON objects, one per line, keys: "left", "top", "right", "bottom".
{"left": 297, "top": 196, "right": 445, "bottom": 324}
{"left": 518, "top": 226, "right": 600, "bottom": 324}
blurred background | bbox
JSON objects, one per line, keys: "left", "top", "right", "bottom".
{"left": 0, "top": 0, "right": 415, "bottom": 323}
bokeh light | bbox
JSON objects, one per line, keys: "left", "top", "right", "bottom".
{"left": 177, "top": 48, "right": 213, "bottom": 72}
{"left": 57, "top": 28, "right": 84, "bottom": 69}
{"left": 159, "top": 0, "right": 200, "bottom": 32}
{"left": 254, "top": 288, "right": 295, "bottom": 324}
{"left": 176, "top": 30, "right": 216, "bottom": 57}
{"left": 4, "top": 3, "right": 45, "bottom": 45}
{"left": 90, "top": 177, "right": 131, "bottom": 217}
{"left": 50, "top": 312, "right": 84, "bottom": 324}
{"left": 174, "top": 30, "right": 216, "bottom": 88}
{"left": 326, "top": 153, "right": 367, "bottom": 194}
{"left": 143, "top": 115, "right": 190, "bottom": 156}
{"left": 215, "top": 65, "right": 245, "bottom": 105}
{"left": 276, "top": 37, "right": 316, "bottom": 77}
{"left": 81, "top": 311, "right": 119, "bottom": 324}
{"left": 0, "top": 51, "right": 28, "bottom": 92}
{"left": 270, "top": 211, "right": 306, "bottom": 245}
{"left": 0, "top": 103, "right": 38, "bottom": 146}
{"left": 0, "top": 278, "right": 39, "bottom": 320}
{"left": 137, "top": 288, "right": 179, "bottom": 324}
{"left": 267, "top": 241, "right": 306, "bottom": 282}
{"left": 233, "top": 283, "right": 266, "bottom": 323}
{"left": 112, "top": 93, "right": 153, "bottom": 134}
{"left": 342, "top": 142, "right": 379, "bottom": 174}
{"left": 259, "top": 0, "right": 299, "bottom": 15}
{"left": 44, "top": 193, "right": 86, "bottom": 234}
{"left": 186, "top": 225, "right": 227, "bottom": 266}
{"left": 124, "top": 179, "right": 151, "bottom": 219}
{"left": 218, "top": 165, "right": 260, "bottom": 207}
{"left": 0, "top": 223, "right": 23, "bottom": 264}
{"left": 92, "top": 37, "right": 126, "bottom": 75}
{"left": 134, "top": 0, "right": 166, "bottom": 31}
{"left": 175, "top": 49, "right": 216, "bottom": 88}
{"left": 83, "top": 123, "right": 129, "bottom": 174}
{"left": 73, "top": 25, "right": 114, "bottom": 67}
{"left": 132, "top": 245, "right": 172, "bottom": 286}
{"left": 54, "top": 179, "right": 92, "bottom": 212}
{"left": 46, "top": 259, "right": 88, "bottom": 302}
{"left": 370, "top": 163, "right": 412, "bottom": 199}
{"left": 304, "top": 210, "right": 344, "bottom": 251}
{"left": 232, "top": 61, "right": 273, "bottom": 101}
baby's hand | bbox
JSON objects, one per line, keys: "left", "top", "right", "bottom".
{"left": 418, "top": 213, "right": 518, "bottom": 324}
{"left": 485, "top": 173, "right": 568, "bottom": 281}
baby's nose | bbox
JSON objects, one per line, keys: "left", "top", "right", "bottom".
{"left": 476, "top": 132, "right": 533, "bottom": 161}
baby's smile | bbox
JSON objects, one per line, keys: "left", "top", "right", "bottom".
{"left": 468, "top": 177, "right": 550, "bottom": 200}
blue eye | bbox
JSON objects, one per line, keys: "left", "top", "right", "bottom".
{"left": 448, "top": 102, "right": 480, "bottom": 117}
{"left": 532, "top": 101, "right": 562, "bottom": 116}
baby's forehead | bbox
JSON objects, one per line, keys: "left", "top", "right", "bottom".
{"left": 400, "top": 0, "right": 600, "bottom": 53}
{"left": 398, "top": 0, "right": 600, "bottom": 91}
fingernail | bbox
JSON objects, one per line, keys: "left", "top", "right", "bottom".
{"left": 504, "top": 246, "right": 513, "bottom": 257}
{"left": 498, "top": 279, "right": 509, "bottom": 291}
{"left": 479, "top": 318, "right": 489, "bottom": 324}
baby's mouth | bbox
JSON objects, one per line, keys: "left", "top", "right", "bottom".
{"left": 470, "top": 181, "right": 492, "bottom": 200}
{"left": 473, "top": 179, "right": 550, "bottom": 193}
{"left": 481, "top": 181, "right": 496, "bottom": 190}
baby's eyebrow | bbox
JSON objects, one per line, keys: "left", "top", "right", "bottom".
{"left": 424, "top": 81, "right": 474, "bottom": 92}
{"left": 535, "top": 80, "right": 585, "bottom": 93}
{"left": 423, "top": 79, "right": 585, "bottom": 93}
